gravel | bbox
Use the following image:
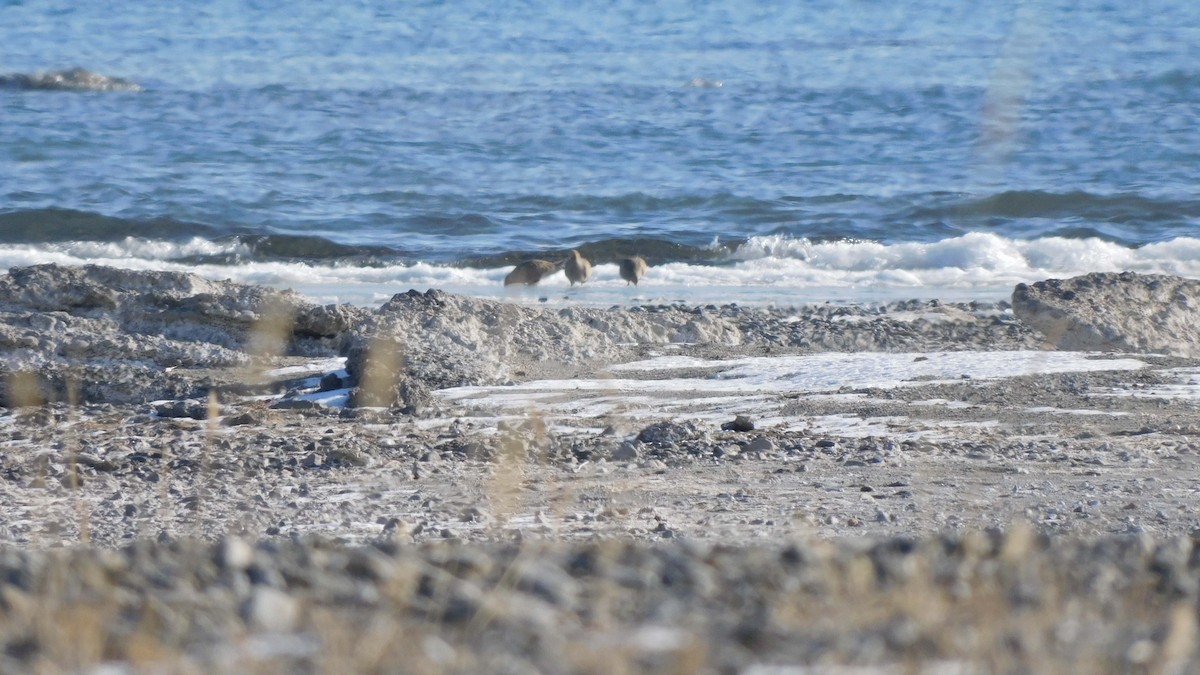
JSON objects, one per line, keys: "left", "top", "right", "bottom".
{"left": 2, "top": 265, "right": 1200, "bottom": 672}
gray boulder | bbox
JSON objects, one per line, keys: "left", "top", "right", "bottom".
{"left": 0, "top": 264, "right": 366, "bottom": 353}
{"left": 1012, "top": 272, "right": 1200, "bottom": 357}
{"left": 343, "top": 335, "right": 435, "bottom": 414}
{"left": 0, "top": 264, "right": 365, "bottom": 405}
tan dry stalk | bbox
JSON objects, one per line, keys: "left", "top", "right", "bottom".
{"left": 359, "top": 335, "right": 404, "bottom": 407}
{"left": 487, "top": 424, "right": 528, "bottom": 532}
{"left": 8, "top": 372, "right": 46, "bottom": 545}
{"left": 6, "top": 371, "right": 44, "bottom": 409}
{"left": 193, "top": 389, "right": 220, "bottom": 536}
{"left": 65, "top": 376, "right": 89, "bottom": 544}
{"left": 240, "top": 298, "right": 296, "bottom": 387}
{"left": 466, "top": 407, "right": 552, "bottom": 636}
{"left": 159, "top": 424, "right": 172, "bottom": 538}
{"left": 1158, "top": 601, "right": 1199, "bottom": 675}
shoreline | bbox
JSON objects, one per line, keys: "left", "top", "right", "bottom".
{"left": 2, "top": 263, "right": 1200, "bottom": 671}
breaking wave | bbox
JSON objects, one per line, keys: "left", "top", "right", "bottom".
{"left": 1, "top": 231, "right": 1198, "bottom": 308}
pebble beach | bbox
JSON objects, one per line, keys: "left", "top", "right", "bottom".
{"left": 2, "top": 264, "right": 1200, "bottom": 672}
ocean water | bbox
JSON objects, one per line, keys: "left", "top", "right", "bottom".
{"left": 2, "top": 1, "right": 1199, "bottom": 306}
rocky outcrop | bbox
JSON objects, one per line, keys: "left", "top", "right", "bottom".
{"left": 346, "top": 289, "right": 743, "bottom": 393}
{"left": 1012, "top": 271, "right": 1200, "bottom": 357}
{"left": 0, "top": 262, "right": 1041, "bottom": 409}
{"left": 0, "top": 265, "right": 745, "bottom": 407}
{"left": 343, "top": 335, "right": 434, "bottom": 414}
{"left": 0, "top": 264, "right": 364, "bottom": 353}
{"left": 0, "top": 264, "right": 366, "bottom": 405}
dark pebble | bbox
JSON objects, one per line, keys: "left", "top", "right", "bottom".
{"left": 318, "top": 372, "right": 345, "bottom": 392}
{"left": 721, "top": 415, "right": 755, "bottom": 432}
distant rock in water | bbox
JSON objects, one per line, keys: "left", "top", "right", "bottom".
{"left": 0, "top": 68, "right": 142, "bottom": 92}
{"left": 1012, "top": 271, "right": 1200, "bottom": 357}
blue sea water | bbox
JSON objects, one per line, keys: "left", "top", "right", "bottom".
{"left": 2, "top": 0, "right": 1200, "bottom": 305}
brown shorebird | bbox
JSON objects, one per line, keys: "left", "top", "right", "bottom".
{"left": 619, "top": 256, "right": 649, "bottom": 285}
{"left": 503, "top": 259, "right": 560, "bottom": 286}
{"left": 563, "top": 249, "right": 592, "bottom": 286}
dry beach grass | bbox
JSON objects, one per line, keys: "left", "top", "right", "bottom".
{"left": 2, "top": 265, "right": 1200, "bottom": 672}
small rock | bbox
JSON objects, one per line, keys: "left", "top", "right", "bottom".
{"left": 327, "top": 447, "right": 369, "bottom": 467}
{"left": 458, "top": 441, "right": 490, "bottom": 460}
{"left": 318, "top": 372, "right": 345, "bottom": 392}
{"left": 514, "top": 561, "right": 579, "bottom": 607}
{"left": 220, "top": 537, "right": 255, "bottom": 571}
{"left": 241, "top": 587, "right": 299, "bottom": 633}
{"left": 383, "top": 518, "right": 408, "bottom": 536}
{"left": 460, "top": 507, "right": 489, "bottom": 523}
{"left": 610, "top": 441, "right": 640, "bottom": 462}
{"left": 743, "top": 436, "right": 774, "bottom": 453}
{"left": 721, "top": 415, "right": 755, "bottom": 432}
{"left": 271, "top": 398, "right": 321, "bottom": 411}
{"left": 713, "top": 444, "right": 739, "bottom": 459}
{"left": 222, "top": 411, "right": 263, "bottom": 427}
{"left": 637, "top": 421, "right": 700, "bottom": 445}
{"left": 74, "top": 453, "right": 118, "bottom": 472}
{"left": 154, "top": 400, "right": 209, "bottom": 420}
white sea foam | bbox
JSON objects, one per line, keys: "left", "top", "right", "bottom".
{"left": 53, "top": 237, "right": 250, "bottom": 260}
{"left": 732, "top": 232, "right": 1200, "bottom": 281}
{"left": 2, "top": 233, "right": 1198, "bottom": 307}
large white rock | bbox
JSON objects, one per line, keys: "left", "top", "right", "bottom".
{"left": 1012, "top": 272, "right": 1200, "bottom": 357}
{"left": 349, "top": 289, "right": 743, "bottom": 391}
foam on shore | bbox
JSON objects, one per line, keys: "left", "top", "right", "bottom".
{"left": 1, "top": 233, "right": 1199, "bottom": 307}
